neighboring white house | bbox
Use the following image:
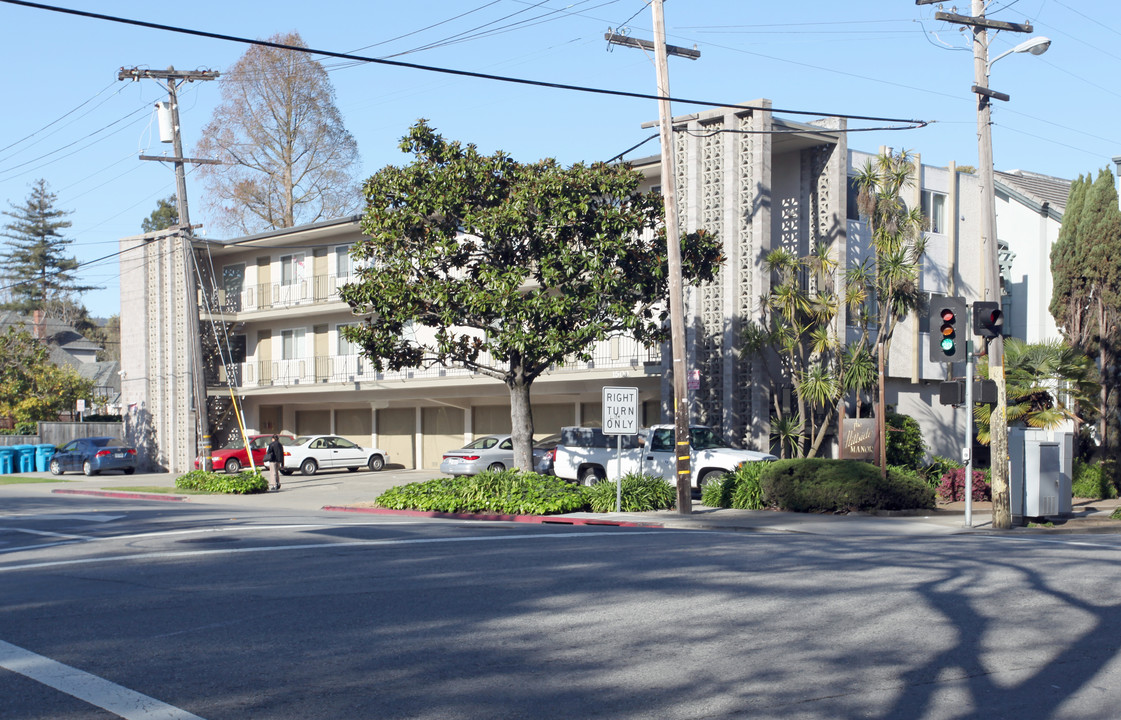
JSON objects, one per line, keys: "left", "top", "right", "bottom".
{"left": 119, "top": 99, "right": 1073, "bottom": 472}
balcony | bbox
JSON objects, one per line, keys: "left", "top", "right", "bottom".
{"left": 217, "top": 337, "right": 663, "bottom": 390}
{"left": 204, "top": 273, "right": 356, "bottom": 316}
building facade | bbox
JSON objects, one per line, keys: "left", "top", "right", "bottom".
{"left": 120, "top": 99, "right": 1068, "bottom": 473}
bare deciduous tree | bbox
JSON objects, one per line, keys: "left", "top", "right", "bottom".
{"left": 195, "top": 32, "right": 362, "bottom": 234}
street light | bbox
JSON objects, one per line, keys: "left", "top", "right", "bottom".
{"left": 988, "top": 36, "right": 1051, "bottom": 68}
{"left": 973, "top": 14, "right": 1051, "bottom": 529}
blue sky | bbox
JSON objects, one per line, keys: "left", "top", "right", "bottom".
{"left": 0, "top": 0, "right": 1118, "bottom": 318}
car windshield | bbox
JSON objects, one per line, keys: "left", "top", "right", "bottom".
{"left": 689, "top": 427, "right": 728, "bottom": 450}
{"left": 465, "top": 437, "right": 501, "bottom": 450}
{"left": 533, "top": 435, "right": 560, "bottom": 449}
{"left": 293, "top": 436, "right": 315, "bottom": 446}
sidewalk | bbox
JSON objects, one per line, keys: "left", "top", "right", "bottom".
{"left": 5, "top": 468, "right": 1121, "bottom": 536}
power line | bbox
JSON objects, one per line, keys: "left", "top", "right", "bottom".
{"left": 0, "top": 0, "right": 929, "bottom": 128}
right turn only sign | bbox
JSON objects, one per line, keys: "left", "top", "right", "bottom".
{"left": 602, "top": 386, "right": 638, "bottom": 435}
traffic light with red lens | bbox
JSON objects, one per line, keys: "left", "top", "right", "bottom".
{"left": 929, "top": 296, "right": 967, "bottom": 363}
{"left": 972, "top": 301, "right": 1004, "bottom": 339}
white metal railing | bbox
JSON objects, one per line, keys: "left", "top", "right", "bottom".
{"left": 205, "top": 273, "right": 356, "bottom": 314}
{"left": 229, "top": 338, "right": 662, "bottom": 389}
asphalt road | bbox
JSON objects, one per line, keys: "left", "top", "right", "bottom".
{"left": 3, "top": 492, "right": 1121, "bottom": 719}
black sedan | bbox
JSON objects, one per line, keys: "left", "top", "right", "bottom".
{"left": 49, "top": 437, "right": 138, "bottom": 476}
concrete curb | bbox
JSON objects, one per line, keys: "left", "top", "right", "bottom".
{"left": 322, "top": 505, "right": 666, "bottom": 528}
{"left": 52, "top": 489, "right": 189, "bottom": 502}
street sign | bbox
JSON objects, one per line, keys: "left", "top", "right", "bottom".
{"left": 602, "top": 386, "right": 639, "bottom": 435}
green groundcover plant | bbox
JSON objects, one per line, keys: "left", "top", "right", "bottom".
{"left": 700, "top": 461, "right": 770, "bottom": 510}
{"left": 1072, "top": 460, "right": 1120, "bottom": 500}
{"left": 376, "top": 470, "right": 591, "bottom": 515}
{"left": 584, "top": 473, "right": 676, "bottom": 513}
{"left": 175, "top": 468, "right": 268, "bottom": 494}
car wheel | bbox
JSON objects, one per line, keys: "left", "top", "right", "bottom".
{"left": 487, "top": 462, "right": 505, "bottom": 472}
{"left": 579, "top": 466, "right": 603, "bottom": 486}
{"left": 224, "top": 457, "right": 242, "bottom": 474}
{"left": 300, "top": 458, "right": 318, "bottom": 476}
{"left": 83, "top": 460, "right": 98, "bottom": 477}
{"left": 49, "top": 459, "right": 63, "bottom": 476}
{"left": 698, "top": 469, "right": 725, "bottom": 488}
{"left": 368, "top": 455, "right": 385, "bottom": 472}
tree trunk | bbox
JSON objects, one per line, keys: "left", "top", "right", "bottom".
{"left": 507, "top": 356, "right": 535, "bottom": 472}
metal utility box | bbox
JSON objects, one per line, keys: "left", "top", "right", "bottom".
{"left": 1009, "top": 428, "right": 1073, "bottom": 523}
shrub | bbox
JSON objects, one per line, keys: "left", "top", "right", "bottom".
{"left": 759, "top": 458, "right": 935, "bottom": 513}
{"left": 701, "top": 461, "right": 770, "bottom": 510}
{"left": 584, "top": 473, "right": 676, "bottom": 513}
{"left": 376, "top": 470, "right": 590, "bottom": 515}
{"left": 936, "top": 468, "right": 991, "bottom": 502}
{"left": 1072, "top": 460, "right": 1120, "bottom": 500}
{"left": 175, "top": 468, "right": 268, "bottom": 494}
{"left": 922, "top": 456, "right": 963, "bottom": 488}
{"left": 885, "top": 412, "right": 926, "bottom": 469}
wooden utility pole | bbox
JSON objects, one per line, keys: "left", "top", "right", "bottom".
{"left": 915, "top": 0, "right": 1035, "bottom": 529}
{"left": 607, "top": 0, "right": 700, "bottom": 514}
{"left": 119, "top": 66, "right": 220, "bottom": 470}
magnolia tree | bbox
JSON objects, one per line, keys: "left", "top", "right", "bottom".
{"left": 340, "top": 122, "right": 722, "bottom": 470}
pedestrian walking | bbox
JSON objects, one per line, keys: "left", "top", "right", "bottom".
{"left": 262, "top": 434, "right": 285, "bottom": 491}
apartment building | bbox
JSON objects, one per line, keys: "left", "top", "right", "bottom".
{"left": 120, "top": 99, "right": 1069, "bottom": 473}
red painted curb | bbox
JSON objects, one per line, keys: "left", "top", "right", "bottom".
{"left": 321, "top": 505, "right": 664, "bottom": 528}
{"left": 52, "top": 489, "right": 189, "bottom": 502}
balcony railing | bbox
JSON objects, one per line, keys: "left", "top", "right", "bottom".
{"left": 220, "top": 337, "right": 662, "bottom": 389}
{"left": 204, "top": 273, "right": 357, "bottom": 314}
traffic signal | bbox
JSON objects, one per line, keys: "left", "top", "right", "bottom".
{"left": 972, "top": 301, "right": 1004, "bottom": 338}
{"left": 929, "top": 296, "right": 967, "bottom": 362}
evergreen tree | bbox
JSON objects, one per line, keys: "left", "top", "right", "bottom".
{"left": 0, "top": 179, "right": 99, "bottom": 313}
{"left": 1049, "top": 169, "right": 1121, "bottom": 457}
{"left": 141, "top": 196, "right": 179, "bottom": 233}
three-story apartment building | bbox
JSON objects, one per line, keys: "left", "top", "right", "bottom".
{"left": 120, "top": 99, "right": 1069, "bottom": 473}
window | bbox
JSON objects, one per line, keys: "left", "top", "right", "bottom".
{"left": 846, "top": 177, "right": 861, "bottom": 220}
{"left": 281, "top": 328, "right": 305, "bottom": 359}
{"left": 921, "top": 190, "right": 947, "bottom": 234}
{"left": 335, "top": 245, "right": 355, "bottom": 280}
{"left": 337, "top": 324, "right": 358, "bottom": 356}
{"left": 280, "top": 253, "right": 306, "bottom": 286}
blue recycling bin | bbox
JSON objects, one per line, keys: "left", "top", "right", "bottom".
{"left": 0, "top": 447, "right": 13, "bottom": 475}
{"left": 36, "top": 444, "right": 56, "bottom": 472}
{"left": 11, "top": 444, "right": 35, "bottom": 473}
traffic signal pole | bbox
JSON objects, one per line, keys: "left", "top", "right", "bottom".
{"left": 965, "top": 339, "right": 974, "bottom": 527}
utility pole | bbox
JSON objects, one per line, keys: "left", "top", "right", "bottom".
{"left": 607, "top": 0, "right": 700, "bottom": 514}
{"left": 916, "top": 0, "right": 1034, "bottom": 529}
{"left": 119, "top": 66, "right": 220, "bottom": 470}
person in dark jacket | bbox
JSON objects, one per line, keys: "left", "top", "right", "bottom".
{"left": 262, "top": 434, "right": 285, "bottom": 491}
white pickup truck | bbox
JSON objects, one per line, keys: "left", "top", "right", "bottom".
{"left": 552, "top": 425, "right": 776, "bottom": 488}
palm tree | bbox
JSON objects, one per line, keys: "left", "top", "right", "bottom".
{"left": 974, "top": 338, "right": 1098, "bottom": 443}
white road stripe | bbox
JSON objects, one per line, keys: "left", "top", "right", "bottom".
{"left": 0, "top": 639, "right": 204, "bottom": 720}
{"left": 0, "top": 530, "right": 663, "bottom": 573}
{"left": 0, "top": 527, "right": 94, "bottom": 540}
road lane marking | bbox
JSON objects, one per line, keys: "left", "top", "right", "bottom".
{"left": 0, "top": 639, "right": 205, "bottom": 719}
{"left": 0, "top": 530, "right": 664, "bottom": 573}
{"left": 0, "top": 527, "right": 94, "bottom": 540}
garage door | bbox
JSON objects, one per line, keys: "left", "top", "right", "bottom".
{"left": 336, "top": 408, "right": 372, "bottom": 447}
{"left": 296, "top": 409, "right": 330, "bottom": 436}
{"left": 422, "top": 406, "right": 464, "bottom": 470}
{"left": 377, "top": 408, "right": 415, "bottom": 470}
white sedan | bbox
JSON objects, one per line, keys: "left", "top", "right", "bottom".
{"left": 281, "top": 435, "right": 389, "bottom": 475}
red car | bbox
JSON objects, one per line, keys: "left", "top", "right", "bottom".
{"left": 195, "top": 434, "right": 296, "bottom": 474}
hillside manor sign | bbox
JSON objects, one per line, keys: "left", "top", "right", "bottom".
{"left": 840, "top": 418, "right": 877, "bottom": 461}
